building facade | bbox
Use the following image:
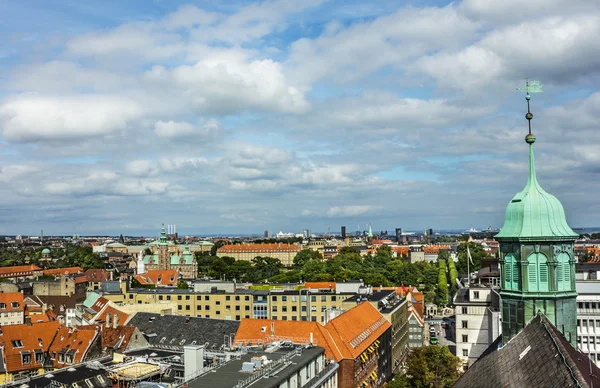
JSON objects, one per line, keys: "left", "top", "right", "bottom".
{"left": 576, "top": 280, "right": 600, "bottom": 366}
{"left": 142, "top": 226, "right": 197, "bottom": 278}
{"left": 454, "top": 287, "right": 501, "bottom": 368}
{"left": 217, "top": 243, "right": 301, "bottom": 266}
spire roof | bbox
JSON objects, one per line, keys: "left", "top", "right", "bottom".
{"left": 159, "top": 224, "right": 168, "bottom": 246}
{"left": 495, "top": 83, "right": 577, "bottom": 241}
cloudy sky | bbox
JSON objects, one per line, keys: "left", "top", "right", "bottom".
{"left": 1, "top": 0, "right": 599, "bottom": 236}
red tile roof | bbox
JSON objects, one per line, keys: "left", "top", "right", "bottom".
{"left": 423, "top": 245, "right": 451, "bottom": 254}
{"left": 0, "top": 265, "right": 42, "bottom": 278}
{"left": 90, "top": 297, "right": 110, "bottom": 313}
{"left": 218, "top": 243, "right": 301, "bottom": 253}
{"left": 233, "top": 319, "right": 343, "bottom": 361}
{"left": 134, "top": 270, "right": 179, "bottom": 286}
{"left": 84, "top": 269, "right": 110, "bottom": 283}
{"left": 324, "top": 302, "right": 391, "bottom": 360}
{"left": 94, "top": 305, "right": 130, "bottom": 326}
{"left": 0, "top": 292, "right": 24, "bottom": 312}
{"left": 49, "top": 327, "right": 99, "bottom": 366}
{"left": 234, "top": 302, "right": 390, "bottom": 362}
{"left": 42, "top": 267, "right": 83, "bottom": 276}
{"left": 0, "top": 321, "right": 60, "bottom": 373}
{"left": 305, "top": 282, "right": 336, "bottom": 290}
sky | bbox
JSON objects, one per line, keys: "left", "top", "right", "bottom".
{"left": 1, "top": 0, "right": 600, "bottom": 236}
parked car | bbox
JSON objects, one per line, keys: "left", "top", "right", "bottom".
{"left": 430, "top": 337, "right": 439, "bottom": 345}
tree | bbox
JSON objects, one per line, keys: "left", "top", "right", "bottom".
{"left": 293, "top": 249, "right": 323, "bottom": 268}
{"left": 301, "top": 260, "right": 326, "bottom": 281}
{"left": 404, "top": 346, "right": 461, "bottom": 387}
{"left": 252, "top": 256, "right": 283, "bottom": 279}
{"left": 210, "top": 240, "right": 226, "bottom": 256}
{"left": 436, "top": 260, "right": 448, "bottom": 306}
{"left": 177, "top": 280, "right": 189, "bottom": 289}
{"left": 448, "top": 259, "right": 458, "bottom": 288}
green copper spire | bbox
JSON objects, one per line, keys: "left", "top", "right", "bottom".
{"left": 495, "top": 81, "right": 577, "bottom": 241}
{"left": 497, "top": 79, "right": 578, "bottom": 346}
{"left": 159, "top": 224, "right": 168, "bottom": 245}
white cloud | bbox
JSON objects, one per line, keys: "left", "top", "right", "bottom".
{"left": 0, "top": 94, "right": 141, "bottom": 142}
{"left": 154, "top": 119, "right": 221, "bottom": 139}
{"left": 145, "top": 52, "right": 308, "bottom": 115}
{"left": 327, "top": 205, "right": 380, "bottom": 218}
{"left": 44, "top": 171, "right": 169, "bottom": 197}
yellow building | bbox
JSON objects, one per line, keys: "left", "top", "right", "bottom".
{"left": 217, "top": 243, "right": 301, "bottom": 266}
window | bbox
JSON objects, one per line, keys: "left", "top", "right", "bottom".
{"left": 462, "top": 321, "right": 468, "bottom": 329}
{"left": 462, "top": 349, "right": 468, "bottom": 357}
{"left": 226, "top": 296, "right": 231, "bottom": 301}
{"left": 205, "top": 305, "right": 210, "bottom": 311}
{"left": 557, "top": 253, "right": 571, "bottom": 291}
{"left": 166, "top": 295, "right": 171, "bottom": 301}
{"left": 11, "top": 302, "right": 19, "bottom": 308}
{"left": 583, "top": 320, "right": 588, "bottom": 328}
{"left": 236, "top": 315, "right": 241, "bottom": 320}
{"left": 272, "top": 296, "right": 277, "bottom": 302}
{"left": 178, "top": 295, "right": 182, "bottom": 300}
{"left": 282, "top": 296, "right": 287, "bottom": 302}
{"left": 292, "top": 306, "right": 297, "bottom": 312}
{"left": 235, "top": 296, "right": 240, "bottom": 301}
{"left": 216, "top": 301, "right": 221, "bottom": 305}
{"left": 216, "top": 311, "right": 220, "bottom": 315}
{"left": 178, "top": 305, "right": 182, "bottom": 310}
{"left": 332, "top": 296, "right": 337, "bottom": 301}
{"left": 527, "top": 253, "right": 549, "bottom": 292}
{"left": 282, "top": 306, "right": 287, "bottom": 312}
{"left": 245, "top": 296, "right": 250, "bottom": 301}
{"left": 205, "top": 295, "right": 210, "bottom": 301}
{"left": 302, "top": 306, "right": 307, "bottom": 312}
{"left": 35, "top": 352, "right": 43, "bottom": 363}
{"left": 159, "top": 295, "right": 163, "bottom": 301}
{"left": 0, "top": 303, "right": 6, "bottom": 309}
{"left": 272, "top": 316, "right": 278, "bottom": 320}
{"left": 311, "top": 316, "right": 317, "bottom": 322}
{"left": 186, "top": 295, "right": 190, "bottom": 300}
{"left": 311, "top": 296, "right": 316, "bottom": 302}
{"left": 504, "top": 254, "right": 519, "bottom": 290}
{"left": 321, "top": 296, "right": 326, "bottom": 302}
{"left": 236, "top": 305, "right": 240, "bottom": 311}
{"left": 311, "top": 306, "right": 317, "bottom": 312}
{"left": 22, "top": 353, "right": 32, "bottom": 364}
{"left": 473, "top": 291, "right": 479, "bottom": 299}
{"left": 11, "top": 340, "right": 23, "bottom": 348}
{"left": 462, "top": 307, "right": 468, "bottom": 314}
{"left": 85, "top": 379, "right": 94, "bottom": 388}
{"left": 186, "top": 305, "right": 190, "bottom": 311}
{"left": 462, "top": 335, "right": 468, "bottom": 343}
{"left": 272, "top": 306, "right": 278, "bottom": 312}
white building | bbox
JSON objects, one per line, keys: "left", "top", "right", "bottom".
{"left": 453, "top": 286, "right": 501, "bottom": 369}
{"left": 576, "top": 280, "right": 600, "bottom": 366}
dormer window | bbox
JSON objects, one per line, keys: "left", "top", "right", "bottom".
{"left": 11, "top": 340, "right": 23, "bottom": 348}
{"left": 11, "top": 302, "right": 19, "bottom": 308}
{"left": 0, "top": 303, "right": 6, "bottom": 309}
{"left": 21, "top": 352, "right": 32, "bottom": 364}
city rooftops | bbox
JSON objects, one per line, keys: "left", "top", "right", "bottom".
{"left": 189, "top": 346, "right": 325, "bottom": 388}
{"left": 343, "top": 289, "right": 396, "bottom": 303}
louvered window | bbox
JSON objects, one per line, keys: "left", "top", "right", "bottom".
{"left": 527, "top": 253, "right": 549, "bottom": 292}
{"left": 557, "top": 252, "right": 571, "bottom": 291}
{"left": 528, "top": 261, "right": 538, "bottom": 292}
{"left": 504, "top": 260, "right": 512, "bottom": 290}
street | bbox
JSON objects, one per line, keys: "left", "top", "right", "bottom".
{"left": 425, "top": 317, "right": 456, "bottom": 355}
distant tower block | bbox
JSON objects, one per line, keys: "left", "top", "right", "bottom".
{"left": 341, "top": 226, "right": 346, "bottom": 238}
{"left": 395, "top": 228, "right": 402, "bottom": 242}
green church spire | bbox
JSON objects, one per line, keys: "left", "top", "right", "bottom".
{"left": 159, "top": 223, "right": 168, "bottom": 246}
{"left": 496, "top": 79, "right": 578, "bottom": 345}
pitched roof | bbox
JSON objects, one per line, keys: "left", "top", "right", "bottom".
{"left": 234, "top": 318, "right": 343, "bottom": 361}
{"left": 100, "top": 325, "right": 138, "bottom": 352}
{"left": 324, "top": 301, "right": 391, "bottom": 360}
{"left": 0, "top": 292, "right": 24, "bottom": 312}
{"left": 454, "top": 313, "right": 600, "bottom": 388}
{"left": 48, "top": 327, "right": 99, "bottom": 366}
{"left": 94, "top": 305, "right": 129, "bottom": 326}
{"left": 90, "top": 296, "right": 110, "bottom": 313}
{"left": 0, "top": 264, "right": 42, "bottom": 278}
{"left": 0, "top": 321, "right": 60, "bottom": 373}
{"left": 134, "top": 269, "right": 179, "bottom": 286}
{"left": 407, "top": 306, "right": 424, "bottom": 326}
{"left": 128, "top": 312, "right": 240, "bottom": 349}
{"left": 42, "top": 267, "right": 83, "bottom": 276}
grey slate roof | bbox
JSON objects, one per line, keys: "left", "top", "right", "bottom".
{"left": 127, "top": 312, "right": 240, "bottom": 350}
{"left": 454, "top": 313, "right": 600, "bottom": 388}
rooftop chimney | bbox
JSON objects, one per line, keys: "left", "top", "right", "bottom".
{"left": 184, "top": 345, "right": 205, "bottom": 381}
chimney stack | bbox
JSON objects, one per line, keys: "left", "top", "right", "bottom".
{"left": 184, "top": 345, "right": 205, "bottom": 381}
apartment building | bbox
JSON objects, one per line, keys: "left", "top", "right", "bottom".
{"left": 576, "top": 280, "right": 600, "bottom": 366}
{"left": 217, "top": 243, "right": 301, "bottom": 266}
{"left": 0, "top": 292, "right": 25, "bottom": 326}
{"left": 453, "top": 286, "right": 501, "bottom": 369}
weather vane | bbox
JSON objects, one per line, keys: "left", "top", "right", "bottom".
{"left": 517, "top": 78, "right": 543, "bottom": 136}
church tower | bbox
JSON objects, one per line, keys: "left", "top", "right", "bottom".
{"left": 495, "top": 80, "right": 578, "bottom": 345}
{"left": 157, "top": 224, "right": 170, "bottom": 270}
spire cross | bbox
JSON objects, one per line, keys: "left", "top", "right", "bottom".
{"left": 517, "top": 78, "right": 543, "bottom": 135}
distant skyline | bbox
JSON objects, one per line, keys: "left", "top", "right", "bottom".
{"left": 1, "top": 0, "right": 600, "bottom": 235}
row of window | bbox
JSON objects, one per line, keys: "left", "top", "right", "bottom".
{"left": 578, "top": 302, "right": 600, "bottom": 310}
